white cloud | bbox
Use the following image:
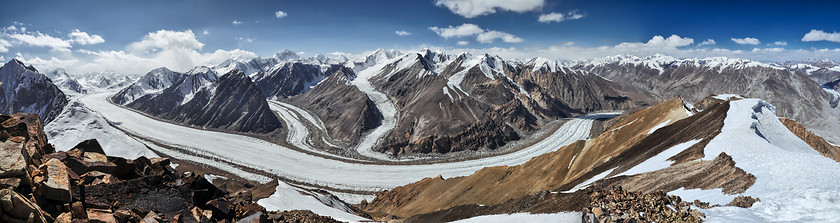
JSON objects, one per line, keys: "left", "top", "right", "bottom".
{"left": 395, "top": 30, "right": 411, "bottom": 36}
{"left": 8, "top": 32, "right": 71, "bottom": 50}
{"left": 236, "top": 37, "right": 254, "bottom": 43}
{"left": 232, "top": 20, "right": 242, "bottom": 25}
{"left": 801, "top": 29, "right": 840, "bottom": 43}
{"left": 0, "top": 55, "right": 4, "bottom": 61}
{"left": 429, "top": 24, "right": 484, "bottom": 38}
{"left": 435, "top": 0, "right": 544, "bottom": 18}
{"left": 0, "top": 38, "right": 10, "bottom": 53}
{"left": 616, "top": 35, "right": 694, "bottom": 48}
{"left": 127, "top": 30, "right": 204, "bottom": 53}
{"left": 430, "top": 23, "right": 523, "bottom": 44}
{"left": 538, "top": 11, "right": 585, "bottom": 23}
{"left": 202, "top": 30, "right": 209, "bottom": 35}
{"left": 275, "top": 10, "right": 288, "bottom": 18}
{"left": 731, "top": 37, "right": 760, "bottom": 45}
{"left": 13, "top": 29, "right": 258, "bottom": 75}
{"left": 476, "top": 30, "right": 523, "bottom": 43}
{"left": 772, "top": 41, "right": 787, "bottom": 46}
{"left": 562, "top": 41, "right": 575, "bottom": 46}
{"left": 753, "top": 47, "right": 785, "bottom": 53}
{"left": 68, "top": 29, "right": 104, "bottom": 45}
{"left": 457, "top": 41, "right": 469, "bottom": 45}
{"left": 698, "top": 39, "right": 716, "bottom": 46}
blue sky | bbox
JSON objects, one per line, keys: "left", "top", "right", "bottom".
{"left": 1, "top": 0, "right": 839, "bottom": 74}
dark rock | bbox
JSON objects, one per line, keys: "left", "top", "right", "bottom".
{"left": 206, "top": 198, "right": 233, "bottom": 219}
{"left": 727, "top": 195, "right": 760, "bottom": 208}
{"left": 235, "top": 211, "right": 266, "bottom": 223}
{"left": 114, "top": 209, "right": 140, "bottom": 222}
{"left": 189, "top": 175, "right": 223, "bottom": 209}
{"left": 0, "top": 188, "right": 48, "bottom": 223}
{"left": 70, "top": 201, "right": 87, "bottom": 219}
{"left": 83, "top": 176, "right": 185, "bottom": 212}
{"left": 73, "top": 139, "right": 105, "bottom": 155}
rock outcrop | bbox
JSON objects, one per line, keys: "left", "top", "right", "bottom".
{"left": 0, "top": 112, "right": 337, "bottom": 222}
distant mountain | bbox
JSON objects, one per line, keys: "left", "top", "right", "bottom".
{"left": 574, "top": 54, "right": 840, "bottom": 143}
{"left": 284, "top": 50, "right": 655, "bottom": 156}
{"left": 0, "top": 59, "right": 68, "bottom": 123}
{"left": 213, "top": 50, "right": 348, "bottom": 99}
{"left": 111, "top": 68, "right": 281, "bottom": 133}
{"left": 778, "top": 59, "right": 840, "bottom": 84}
{"left": 45, "top": 69, "right": 87, "bottom": 94}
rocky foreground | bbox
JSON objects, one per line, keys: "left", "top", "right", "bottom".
{"left": 0, "top": 113, "right": 339, "bottom": 223}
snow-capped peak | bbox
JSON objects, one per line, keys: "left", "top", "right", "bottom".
{"left": 529, "top": 57, "right": 560, "bottom": 73}
{"left": 583, "top": 54, "right": 783, "bottom": 74}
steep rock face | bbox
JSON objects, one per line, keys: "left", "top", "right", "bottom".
{"left": 111, "top": 67, "right": 185, "bottom": 105}
{"left": 252, "top": 62, "right": 343, "bottom": 98}
{"left": 120, "top": 66, "right": 218, "bottom": 115}
{"left": 0, "top": 59, "right": 68, "bottom": 124}
{"left": 577, "top": 55, "right": 840, "bottom": 143}
{"left": 363, "top": 51, "right": 653, "bottom": 155}
{"left": 287, "top": 68, "right": 382, "bottom": 143}
{"left": 162, "top": 70, "right": 281, "bottom": 133}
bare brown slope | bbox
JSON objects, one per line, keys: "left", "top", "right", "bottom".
{"left": 361, "top": 97, "right": 695, "bottom": 219}
{"left": 286, "top": 68, "right": 383, "bottom": 144}
{"left": 780, "top": 118, "right": 840, "bottom": 162}
{"left": 594, "top": 152, "right": 755, "bottom": 195}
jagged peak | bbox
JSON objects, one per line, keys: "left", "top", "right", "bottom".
{"left": 4, "top": 59, "right": 39, "bottom": 73}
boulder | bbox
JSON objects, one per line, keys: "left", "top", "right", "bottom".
{"left": 206, "top": 198, "right": 233, "bottom": 219}
{"left": 83, "top": 152, "right": 109, "bottom": 163}
{"left": 54, "top": 212, "right": 72, "bottom": 223}
{"left": 0, "top": 188, "right": 48, "bottom": 223}
{"left": 142, "top": 211, "right": 162, "bottom": 223}
{"left": 36, "top": 158, "right": 72, "bottom": 203}
{"left": 81, "top": 171, "right": 120, "bottom": 185}
{"left": 70, "top": 201, "right": 87, "bottom": 219}
{"left": 73, "top": 139, "right": 105, "bottom": 155}
{"left": 0, "top": 139, "right": 28, "bottom": 178}
{"left": 87, "top": 208, "right": 118, "bottom": 223}
{"left": 236, "top": 211, "right": 266, "bottom": 223}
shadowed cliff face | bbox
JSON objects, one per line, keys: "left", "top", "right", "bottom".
{"left": 0, "top": 59, "right": 68, "bottom": 124}
{"left": 163, "top": 70, "right": 282, "bottom": 133}
{"left": 287, "top": 67, "right": 383, "bottom": 144}
{"left": 117, "top": 69, "right": 282, "bottom": 134}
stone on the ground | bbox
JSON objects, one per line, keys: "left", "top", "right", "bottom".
{"left": 36, "top": 158, "right": 72, "bottom": 203}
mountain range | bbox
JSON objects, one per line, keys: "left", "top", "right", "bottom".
{"left": 1, "top": 48, "right": 839, "bottom": 222}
